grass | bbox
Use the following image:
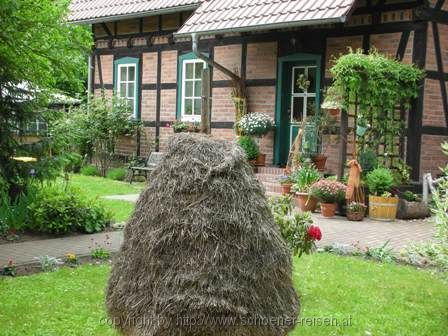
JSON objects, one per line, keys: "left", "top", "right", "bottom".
{"left": 0, "top": 254, "right": 446, "bottom": 336}
{"left": 69, "top": 174, "right": 143, "bottom": 223}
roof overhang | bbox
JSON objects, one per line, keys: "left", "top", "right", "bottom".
{"left": 175, "top": 0, "right": 357, "bottom": 38}
{"left": 69, "top": 4, "right": 200, "bottom": 24}
{"left": 175, "top": 16, "right": 349, "bottom": 38}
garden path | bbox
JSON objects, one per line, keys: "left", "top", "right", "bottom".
{"left": 0, "top": 212, "right": 434, "bottom": 266}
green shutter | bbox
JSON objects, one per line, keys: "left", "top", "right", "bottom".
{"left": 114, "top": 56, "right": 140, "bottom": 119}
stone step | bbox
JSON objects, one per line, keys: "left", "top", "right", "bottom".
{"left": 257, "top": 166, "right": 285, "bottom": 175}
{"left": 260, "top": 181, "right": 284, "bottom": 194}
{"left": 255, "top": 173, "right": 282, "bottom": 183}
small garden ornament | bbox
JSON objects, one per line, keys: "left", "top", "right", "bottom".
{"left": 346, "top": 159, "right": 366, "bottom": 221}
{"left": 106, "top": 134, "right": 299, "bottom": 336}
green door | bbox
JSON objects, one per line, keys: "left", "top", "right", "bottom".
{"left": 275, "top": 54, "right": 321, "bottom": 166}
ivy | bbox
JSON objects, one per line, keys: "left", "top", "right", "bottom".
{"left": 329, "top": 49, "right": 424, "bottom": 168}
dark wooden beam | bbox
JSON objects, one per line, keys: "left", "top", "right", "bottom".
{"left": 396, "top": 30, "right": 411, "bottom": 61}
{"left": 415, "top": 7, "right": 448, "bottom": 23}
{"left": 137, "top": 53, "right": 143, "bottom": 156}
{"left": 435, "top": 0, "right": 446, "bottom": 10}
{"left": 432, "top": 21, "right": 448, "bottom": 127}
{"left": 155, "top": 51, "right": 162, "bottom": 152}
{"left": 407, "top": 22, "right": 427, "bottom": 181}
{"left": 422, "top": 126, "right": 448, "bottom": 135}
{"left": 96, "top": 54, "right": 104, "bottom": 89}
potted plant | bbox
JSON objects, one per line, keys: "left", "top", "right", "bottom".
{"left": 310, "top": 179, "right": 346, "bottom": 217}
{"left": 171, "top": 120, "right": 189, "bottom": 133}
{"left": 365, "top": 167, "right": 398, "bottom": 221}
{"left": 278, "top": 175, "right": 293, "bottom": 195}
{"left": 237, "top": 113, "right": 275, "bottom": 167}
{"left": 321, "top": 86, "right": 343, "bottom": 116}
{"left": 290, "top": 164, "right": 321, "bottom": 212}
{"left": 237, "top": 135, "right": 259, "bottom": 167}
{"left": 347, "top": 202, "right": 367, "bottom": 221}
{"left": 306, "top": 111, "right": 337, "bottom": 172}
{"left": 397, "top": 191, "right": 430, "bottom": 219}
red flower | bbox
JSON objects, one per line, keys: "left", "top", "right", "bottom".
{"left": 166, "top": 123, "right": 171, "bottom": 127}
{"left": 307, "top": 225, "right": 322, "bottom": 241}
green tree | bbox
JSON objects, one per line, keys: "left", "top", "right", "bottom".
{"left": 0, "top": 0, "right": 91, "bottom": 196}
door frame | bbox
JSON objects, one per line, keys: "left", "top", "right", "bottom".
{"left": 274, "top": 53, "right": 322, "bottom": 166}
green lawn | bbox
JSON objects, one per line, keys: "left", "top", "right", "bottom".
{"left": 1, "top": 254, "right": 446, "bottom": 336}
{"left": 69, "top": 174, "right": 143, "bottom": 223}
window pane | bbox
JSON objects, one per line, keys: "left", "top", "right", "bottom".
{"left": 128, "top": 83, "right": 135, "bottom": 98}
{"left": 293, "top": 67, "right": 306, "bottom": 94}
{"left": 120, "top": 83, "right": 127, "bottom": 96}
{"left": 292, "top": 96, "right": 304, "bottom": 122}
{"left": 120, "top": 67, "right": 127, "bottom": 81}
{"left": 185, "top": 63, "right": 194, "bottom": 79}
{"left": 194, "top": 98, "right": 202, "bottom": 115}
{"left": 184, "top": 99, "right": 193, "bottom": 115}
{"left": 127, "top": 98, "right": 135, "bottom": 112}
{"left": 185, "top": 81, "right": 193, "bottom": 97}
{"left": 128, "top": 66, "right": 135, "bottom": 81}
{"left": 306, "top": 98, "right": 316, "bottom": 118}
{"left": 308, "top": 67, "right": 317, "bottom": 93}
{"left": 194, "top": 80, "right": 202, "bottom": 97}
{"left": 195, "top": 62, "right": 204, "bottom": 79}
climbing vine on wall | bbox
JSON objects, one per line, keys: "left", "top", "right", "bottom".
{"left": 329, "top": 49, "right": 424, "bottom": 168}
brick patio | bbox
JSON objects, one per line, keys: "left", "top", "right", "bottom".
{"left": 0, "top": 214, "right": 434, "bottom": 266}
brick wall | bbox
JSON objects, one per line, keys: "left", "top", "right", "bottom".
{"left": 95, "top": 55, "right": 114, "bottom": 85}
{"left": 246, "top": 42, "right": 277, "bottom": 79}
{"left": 325, "top": 36, "right": 363, "bottom": 77}
{"left": 161, "top": 50, "right": 178, "bottom": 83}
{"left": 370, "top": 32, "right": 414, "bottom": 64}
{"left": 211, "top": 87, "right": 236, "bottom": 122}
{"left": 142, "top": 52, "right": 158, "bottom": 84}
{"left": 213, "top": 44, "right": 242, "bottom": 80}
{"left": 420, "top": 135, "right": 448, "bottom": 177}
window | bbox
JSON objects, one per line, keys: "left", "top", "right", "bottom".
{"left": 178, "top": 53, "right": 206, "bottom": 122}
{"left": 114, "top": 57, "right": 139, "bottom": 118}
{"left": 290, "top": 65, "right": 317, "bottom": 123}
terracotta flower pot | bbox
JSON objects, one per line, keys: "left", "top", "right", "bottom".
{"left": 320, "top": 203, "right": 337, "bottom": 217}
{"left": 312, "top": 154, "right": 327, "bottom": 172}
{"left": 281, "top": 183, "right": 292, "bottom": 195}
{"left": 255, "top": 153, "right": 266, "bottom": 167}
{"left": 327, "top": 108, "right": 341, "bottom": 116}
{"left": 295, "top": 193, "right": 318, "bottom": 212}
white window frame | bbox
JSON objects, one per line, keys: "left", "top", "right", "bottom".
{"left": 117, "top": 63, "right": 138, "bottom": 118}
{"left": 181, "top": 59, "right": 206, "bottom": 122}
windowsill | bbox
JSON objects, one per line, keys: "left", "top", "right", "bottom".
{"left": 181, "top": 115, "right": 201, "bottom": 123}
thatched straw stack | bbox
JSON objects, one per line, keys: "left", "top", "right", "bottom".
{"left": 106, "top": 133, "right": 299, "bottom": 336}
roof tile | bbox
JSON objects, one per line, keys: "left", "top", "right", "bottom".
{"left": 176, "top": 0, "right": 356, "bottom": 36}
{"left": 68, "top": 0, "right": 201, "bottom": 23}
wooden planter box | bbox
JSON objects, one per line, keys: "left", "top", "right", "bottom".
{"left": 368, "top": 195, "right": 398, "bottom": 221}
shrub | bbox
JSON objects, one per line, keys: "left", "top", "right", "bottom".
{"left": 106, "top": 168, "right": 127, "bottom": 181}
{"left": 29, "top": 184, "right": 109, "bottom": 234}
{"left": 290, "top": 165, "right": 321, "bottom": 193}
{"left": 80, "top": 165, "right": 100, "bottom": 176}
{"left": 358, "top": 149, "right": 377, "bottom": 176}
{"left": 237, "top": 136, "right": 259, "bottom": 161}
{"left": 310, "top": 179, "right": 346, "bottom": 203}
{"left": 0, "top": 191, "right": 33, "bottom": 234}
{"left": 402, "top": 191, "right": 419, "bottom": 202}
{"left": 268, "top": 195, "right": 321, "bottom": 256}
{"left": 34, "top": 255, "right": 63, "bottom": 272}
{"left": 365, "top": 167, "right": 395, "bottom": 196}
{"left": 62, "top": 152, "right": 83, "bottom": 173}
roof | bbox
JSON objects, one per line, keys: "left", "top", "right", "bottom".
{"left": 68, "top": 0, "right": 201, "bottom": 23}
{"left": 176, "top": 0, "right": 356, "bottom": 36}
